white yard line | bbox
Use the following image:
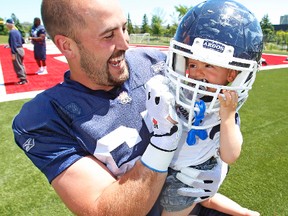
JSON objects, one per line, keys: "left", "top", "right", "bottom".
{"left": 0, "top": 58, "right": 7, "bottom": 97}
{"left": 0, "top": 59, "right": 42, "bottom": 102}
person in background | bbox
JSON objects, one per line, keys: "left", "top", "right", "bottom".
{"left": 29, "top": 17, "right": 47, "bottom": 75}
{"left": 6, "top": 18, "right": 27, "bottom": 85}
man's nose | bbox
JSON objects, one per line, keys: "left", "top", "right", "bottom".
{"left": 116, "top": 31, "right": 129, "bottom": 51}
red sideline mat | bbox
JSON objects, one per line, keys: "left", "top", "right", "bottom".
{"left": 0, "top": 45, "right": 69, "bottom": 94}
{"left": 262, "top": 53, "right": 288, "bottom": 65}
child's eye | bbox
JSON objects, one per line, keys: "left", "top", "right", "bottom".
{"left": 188, "top": 64, "right": 196, "bottom": 68}
{"left": 205, "top": 64, "right": 213, "bottom": 68}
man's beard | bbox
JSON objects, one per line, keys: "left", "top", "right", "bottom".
{"left": 78, "top": 45, "right": 129, "bottom": 87}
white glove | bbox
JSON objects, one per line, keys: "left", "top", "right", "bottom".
{"left": 176, "top": 158, "right": 228, "bottom": 202}
{"left": 141, "top": 75, "right": 181, "bottom": 172}
{"left": 146, "top": 75, "right": 180, "bottom": 149}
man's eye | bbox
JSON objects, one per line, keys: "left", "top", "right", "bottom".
{"left": 105, "top": 34, "right": 113, "bottom": 39}
{"left": 123, "top": 23, "right": 128, "bottom": 32}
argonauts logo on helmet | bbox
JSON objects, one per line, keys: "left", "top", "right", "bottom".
{"left": 203, "top": 40, "right": 225, "bottom": 53}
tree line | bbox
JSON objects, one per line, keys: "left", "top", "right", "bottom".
{"left": 260, "top": 14, "right": 288, "bottom": 50}
{"left": 1, "top": 6, "right": 287, "bottom": 50}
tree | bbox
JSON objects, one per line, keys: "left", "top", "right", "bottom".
{"left": 174, "top": 5, "right": 191, "bottom": 21}
{"left": 275, "top": 30, "right": 288, "bottom": 50}
{"left": 167, "top": 4, "right": 192, "bottom": 37}
{"left": 127, "top": 13, "right": 134, "bottom": 34}
{"left": 260, "top": 14, "right": 275, "bottom": 43}
{"left": 141, "top": 14, "right": 150, "bottom": 33}
{"left": 0, "top": 18, "right": 4, "bottom": 33}
{"left": 151, "top": 15, "right": 163, "bottom": 35}
{"left": 164, "top": 23, "right": 177, "bottom": 37}
{"left": 12, "top": 14, "right": 25, "bottom": 36}
{"left": 150, "top": 7, "right": 166, "bottom": 35}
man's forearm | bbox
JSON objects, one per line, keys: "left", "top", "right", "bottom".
{"left": 90, "top": 160, "right": 166, "bottom": 216}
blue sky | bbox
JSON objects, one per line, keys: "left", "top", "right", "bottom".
{"left": 0, "top": 0, "right": 287, "bottom": 25}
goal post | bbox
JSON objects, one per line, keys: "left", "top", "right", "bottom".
{"left": 129, "top": 33, "right": 150, "bottom": 44}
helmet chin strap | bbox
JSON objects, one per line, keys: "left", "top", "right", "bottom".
{"left": 186, "top": 100, "right": 208, "bottom": 145}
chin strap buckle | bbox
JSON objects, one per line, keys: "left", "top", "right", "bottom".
{"left": 186, "top": 100, "right": 208, "bottom": 145}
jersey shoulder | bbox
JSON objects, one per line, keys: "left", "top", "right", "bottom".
{"left": 125, "top": 47, "right": 167, "bottom": 88}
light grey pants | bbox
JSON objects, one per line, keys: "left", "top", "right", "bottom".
{"left": 12, "top": 47, "right": 26, "bottom": 80}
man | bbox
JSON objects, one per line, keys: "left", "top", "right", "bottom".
{"left": 12, "top": 0, "right": 226, "bottom": 215}
{"left": 29, "top": 17, "right": 47, "bottom": 75}
{"left": 6, "top": 18, "right": 27, "bottom": 85}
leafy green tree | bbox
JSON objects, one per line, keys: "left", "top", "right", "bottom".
{"left": 127, "top": 13, "right": 134, "bottom": 34}
{"left": 275, "top": 30, "right": 288, "bottom": 50}
{"left": 141, "top": 14, "right": 150, "bottom": 33}
{"left": 150, "top": 7, "right": 166, "bottom": 35}
{"left": 174, "top": 4, "right": 191, "bottom": 21}
{"left": 0, "top": 18, "right": 4, "bottom": 33}
{"left": 167, "top": 4, "right": 192, "bottom": 37}
{"left": 260, "top": 14, "right": 275, "bottom": 43}
{"left": 164, "top": 23, "right": 177, "bottom": 37}
{"left": 151, "top": 15, "right": 163, "bottom": 35}
{"left": 10, "top": 14, "right": 25, "bottom": 37}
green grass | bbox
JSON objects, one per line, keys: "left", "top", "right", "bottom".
{"left": 219, "top": 68, "right": 288, "bottom": 215}
{"left": 0, "top": 35, "right": 8, "bottom": 44}
{"left": 0, "top": 68, "right": 287, "bottom": 215}
{"left": 0, "top": 99, "right": 72, "bottom": 215}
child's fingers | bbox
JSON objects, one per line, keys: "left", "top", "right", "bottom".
{"left": 219, "top": 90, "right": 238, "bottom": 108}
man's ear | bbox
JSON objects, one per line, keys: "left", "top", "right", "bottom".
{"left": 227, "top": 70, "right": 238, "bottom": 82}
{"left": 54, "top": 35, "right": 76, "bottom": 58}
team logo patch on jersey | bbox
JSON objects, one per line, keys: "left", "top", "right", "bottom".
{"left": 117, "top": 91, "right": 132, "bottom": 104}
{"left": 23, "top": 138, "right": 35, "bottom": 152}
{"left": 151, "top": 61, "right": 166, "bottom": 74}
{"left": 203, "top": 40, "right": 225, "bottom": 53}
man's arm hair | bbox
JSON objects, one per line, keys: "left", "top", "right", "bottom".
{"left": 52, "top": 155, "right": 166, "bottom": 215}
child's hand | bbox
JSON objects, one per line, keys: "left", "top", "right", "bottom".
{"left": 218, "top": 90, "right": 238, "bottom": 120}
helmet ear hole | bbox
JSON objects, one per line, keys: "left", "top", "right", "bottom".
{"left": 173, "top": 53, "right": 186, "bottom": 76}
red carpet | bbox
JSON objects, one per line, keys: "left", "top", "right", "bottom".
{"left": 262, "top": 53, "right": 288, "bottom": 65}
{"left": 0, "top": 45, "right": 69, "bottom": 94}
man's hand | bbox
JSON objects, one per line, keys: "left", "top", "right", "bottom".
{"left": 141, "top": 75, "right": 182, "bottom": 172}
{"left": 176, "top": 158, "right": 228, "bottom": 202}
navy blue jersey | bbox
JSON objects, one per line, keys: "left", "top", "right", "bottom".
{"left": 12, "top": 48, "right": 166, "bottom": 215}
{"left": 8, "top": 29, "right": 23, "bottom": 54}
{"left": 31, "top": 24, "right": 46, "bottom": 46}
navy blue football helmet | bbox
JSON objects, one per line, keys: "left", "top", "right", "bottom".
{"left": 166, "top": 0, "right": 263, "bottom": 130}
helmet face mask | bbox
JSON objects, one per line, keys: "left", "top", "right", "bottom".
{"left": 166, "top": 0, "right": 263, "bottom": 130}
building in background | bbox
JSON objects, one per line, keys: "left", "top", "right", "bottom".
{"left": 280, "top": 15, "right": 288, "bottom": 24}
{"left": 273, "top": 14, "right": 288, "bottom": 31}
